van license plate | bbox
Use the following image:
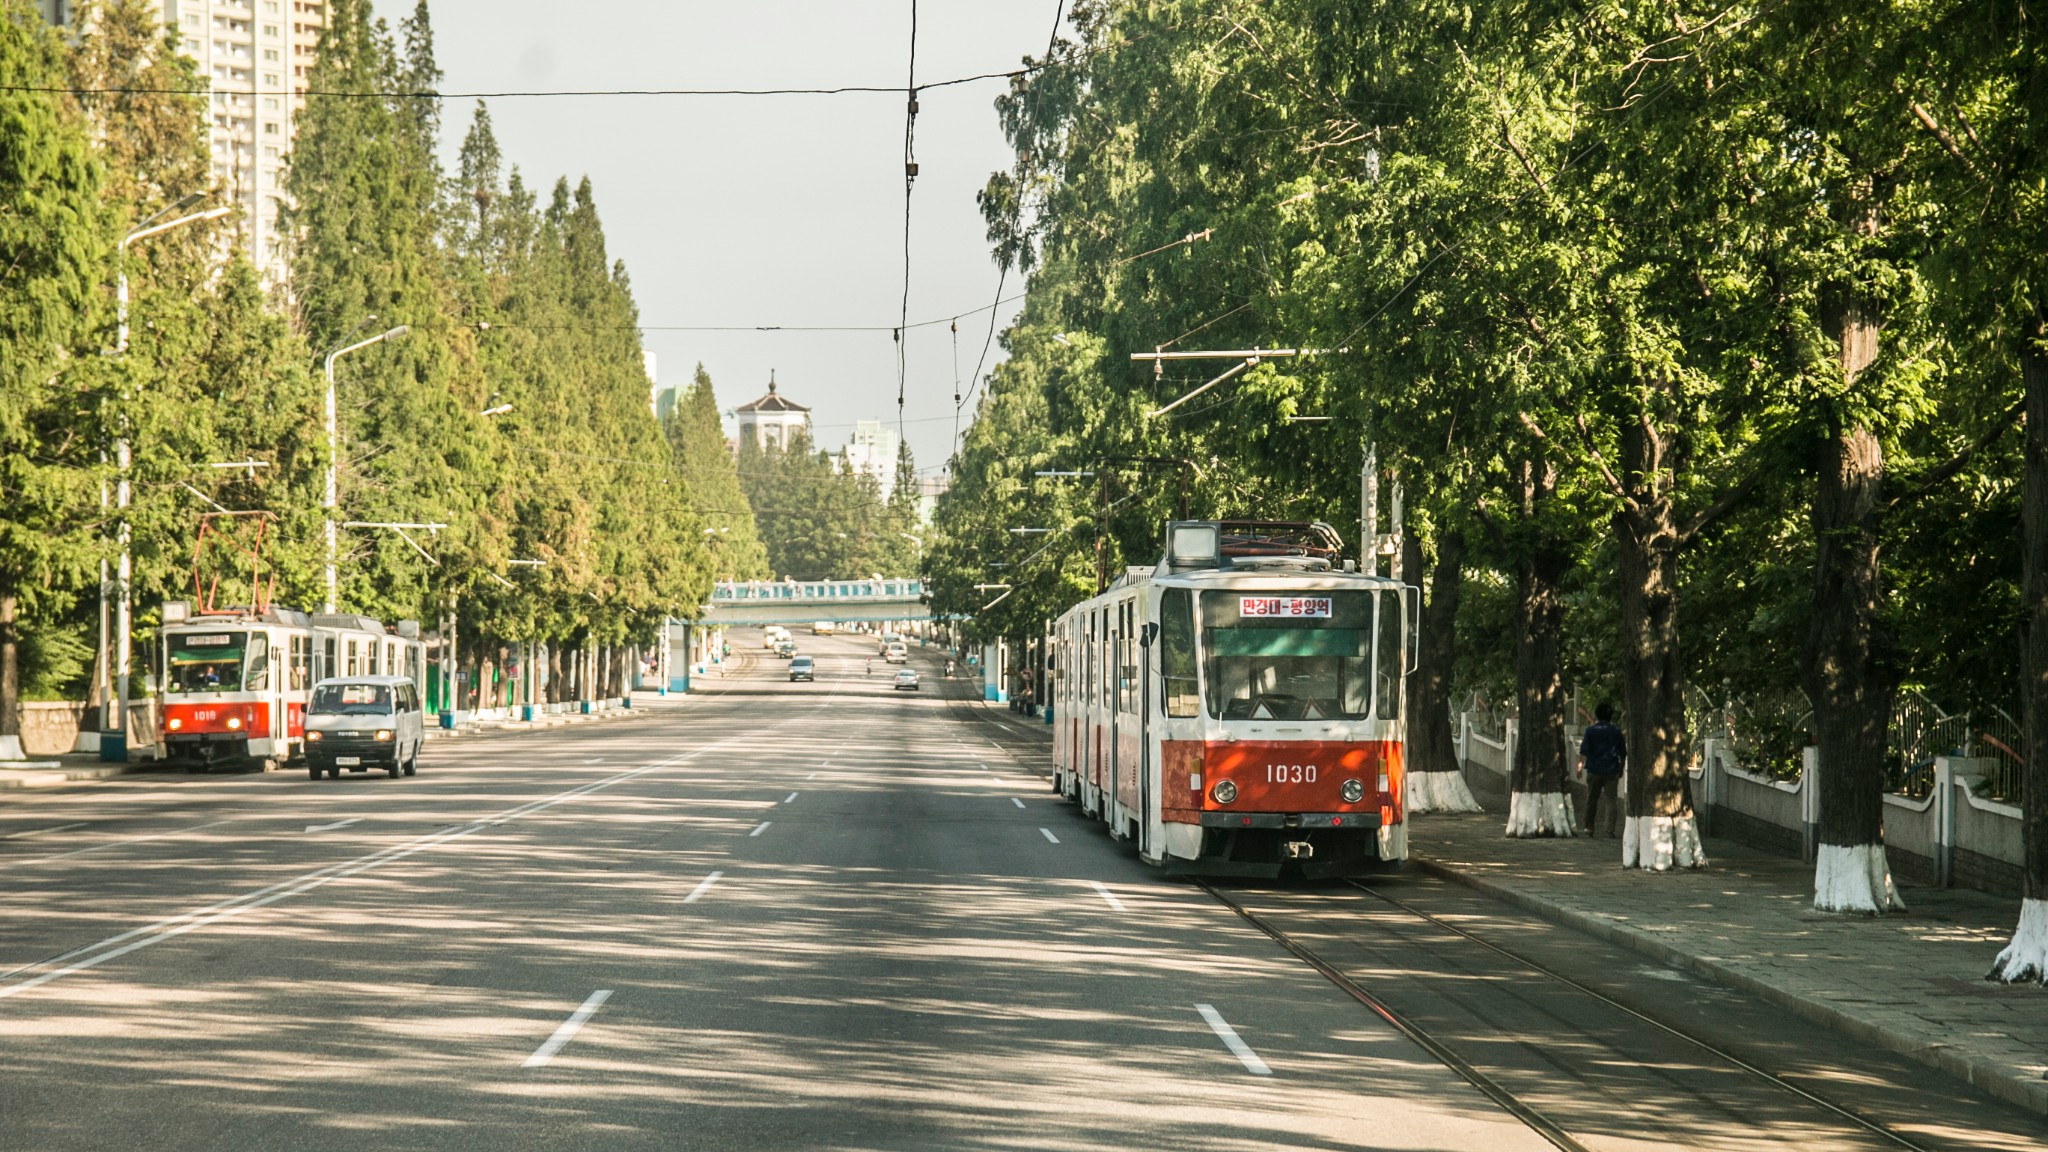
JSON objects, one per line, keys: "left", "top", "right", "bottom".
{"left": 336, "top": 756, "right": 361, "bottom": 766}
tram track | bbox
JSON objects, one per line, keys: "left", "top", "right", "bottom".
{"left": 1199, "top": 877, "right": 1936, "bottom": 1152}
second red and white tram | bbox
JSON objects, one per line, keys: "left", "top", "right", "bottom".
{"left": 1051, "top": 521, "right": 1416, "bottom": 878}
{"left": 159, "top": 603, "right": 424, "bottom": 769}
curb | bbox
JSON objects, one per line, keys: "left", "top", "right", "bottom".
{"left": 0, "top": 762, "right": 159, "bottom": 791}
{"left": 1410, "top": 853, "right": 2048, "bottom": 1118}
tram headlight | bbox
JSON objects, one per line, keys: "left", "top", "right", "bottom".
{"left": 1341, "top": 778, "right": 1365, "bottom": 803}
{"left": 374, "top": 729, "right": 393, "bottom": 742}
{"left": 167, "top": 718, "right": 183, "bottom": 731}
{"left": 1211, "top": 779, "right": 1238, "bottom": 805}
{"left": 226, "top": 716, "right": 242, "bottom": 730}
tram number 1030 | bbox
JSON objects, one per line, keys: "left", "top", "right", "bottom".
{"left": 1265, "top": 764, "right": 1319, "bottom": 783}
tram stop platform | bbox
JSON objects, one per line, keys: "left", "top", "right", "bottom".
{"left": 1407, "top": 806, "right": 2048, "bottom": 1117}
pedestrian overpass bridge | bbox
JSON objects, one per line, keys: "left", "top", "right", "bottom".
{"left": 699, "top": 578, "right": 932, "bottom": 626}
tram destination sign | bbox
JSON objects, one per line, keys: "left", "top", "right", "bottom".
{"left": 1239, "top": 596, "right": 1332, "bottom": 619}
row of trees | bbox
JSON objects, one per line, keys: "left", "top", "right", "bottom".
{"left": 0, "top": 0, "right": 764, "bottom": 724}
{"left": 925, "top": 1, "right": 2047, "bottom": 977}
{"left": 738, "top": 432, "right": 923, "bottom": 583}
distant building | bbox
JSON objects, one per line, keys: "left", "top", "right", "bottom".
{"left": 42, "top": 0, "right": 329, "bottom": 288}
{"left": 732, "top": 373, "right": 809, "bottom": 451}
{"left": 842, "top": 420, "right": 902, "bottom": 498}
{"left": 647, "top": 351, "right": 675, "bottom": 421}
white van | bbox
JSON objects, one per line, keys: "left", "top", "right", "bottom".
{"left": 763, "top": 625, "right": 791, "bottom": 649}
{"left": 303, "top": 676, "right": 425, "bottom": 780}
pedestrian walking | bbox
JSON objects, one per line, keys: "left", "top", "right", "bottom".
{"left": 1578, "top": 702, "right": 1626, "bottom": 838}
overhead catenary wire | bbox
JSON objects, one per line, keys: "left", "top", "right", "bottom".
{"left": 897, "top": 0, "right": 920, "bottom": 442}
{"left": 959, "top": 0, "right": 1069, "bottom": 449}
{"left": 0, "top": 67, "right": 1044, "bottom": 101}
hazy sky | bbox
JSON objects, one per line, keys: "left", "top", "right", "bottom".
{"left": 369, "top": 0, "right": 1058, "bottom": 473}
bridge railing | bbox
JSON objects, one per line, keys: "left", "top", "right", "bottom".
{"left": 710, "top": 579, "right": 924, "bottom": 602}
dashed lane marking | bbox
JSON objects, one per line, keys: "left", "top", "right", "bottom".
{"left": 1089, "top": 880, "right": 1127, "bottom": 912}
{"left": 1011, "top": 798, "right": 1026, "bottom": 809}
{"left": 682, "top": 871, "right": 723, "bottom": 904}
{"left": 1196, "top": 1004, "right": 1272, "bottom": 1075}
{"left": 749, "top": 821, "right": 772, "bottom": 837}
{"left": 783, "top": 792, "right": 798, "bottom": 803}
{"left": 523, "top": 990, "right": 612, "bottom": 1069}
{"left": 303, "top": 818, "right": 360, "bottom": 833}
{"left": 1039, "top": 828, "right": 1060, "bottom": 844}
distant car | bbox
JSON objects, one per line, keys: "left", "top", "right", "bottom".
{"left": 812, "top": 622, "right": 835, "bottom": 635}
{"left": 884, "top": 643, "right": 908, "bottom": 664}
{"left": 878, "top": 632, "right": 899, "bottom": 653}
{"left": 788, "top": 655, "right": 814, "bottom": 682}
{"left": 893, "top": 668, "right": 920, "bottom": 691}
{"left": 774, "top": 639, "right": 797, "bottom": 658}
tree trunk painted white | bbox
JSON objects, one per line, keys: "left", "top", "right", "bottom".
{"left": 1622, "top": 813, "right": 1707, "bottom": 870}
{"left": 1408, "top": 770, "right": 1482, "bottom": 814}
{"left": 1813, "top": 841, "right": 1904, "bottom": 913}
{"left": 1505, "top": 790, "right": 1575, "bottom": 837}
{"left": 1988, "top": 898, "right": 2048, "bottom": 984}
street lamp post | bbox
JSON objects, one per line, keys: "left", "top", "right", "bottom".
{"left": 102, "top": 202, "right": 231, "bottom": 763}
{"left": 322, "top": 325, "right": 409, "bottom": 613}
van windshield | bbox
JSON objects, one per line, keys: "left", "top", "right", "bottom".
{"left": 310, "top": 684, "right": 392, "bottom": 715}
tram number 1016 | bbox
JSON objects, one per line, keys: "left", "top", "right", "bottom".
{"left": 1266, "top": 764, "right": 1319, "bottom": 783}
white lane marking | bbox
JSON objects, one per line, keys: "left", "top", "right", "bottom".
{"left": 303, "top": 818, "right": 361, "bottom": 834}
{"left": 1039, "top": 828, "right": 1060, "bottom": 844}
{"left": 806, "top": 772, "right": 818, "bottom": 780}
{"left": 978, "top": 762, "right": 989, "bottom": 771}
{"left": 582, "top": 758, "right": 605, "bottom": 764}
{"left": 1011, "top": 798, "right": 1026, "bottom": 809}
{"left": 782, "top": 792, "right": 798, "bottom": 803}
{"left": 1196, "top": 1004, "right": 1272, "bottom": 1075}
{"left": 1088, "top": 880, "right": 1127, "bottom": 912}
{"left": 9, "top": 819, "right": 233, "bottom": 868}
{"left": 3, "top": 822, "right": 88, "bottom": 839}
{"left": 683, "top": 871, "right": 724, "bottom": 904}
{"left": 0, "top": 750, "right": 719, "bottom": 999}
{"left": 749, "top": 821, "right": 772, "bottom": 837}
{"left": 523, "top": 989, "right": 612, "bottom": 1069}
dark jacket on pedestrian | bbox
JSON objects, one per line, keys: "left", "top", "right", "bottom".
{"left": 1579, "top": 721, "right": 1626, "bottom": 777}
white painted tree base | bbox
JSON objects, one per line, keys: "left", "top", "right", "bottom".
{"left": 1812, "top": 842, "right": 1905, "bottom": 913}
{"left": 1621, "top": 814, "right": 1708, "bottom": 870}
{"left": 1407, "top": 771, "right": 1482, "bottom": 814}
{"left": 1988, "top": 898, "right": 2048, "bottom": 984}
{"left": 1504, "top": 791, "right": 1576, "bottom": 837}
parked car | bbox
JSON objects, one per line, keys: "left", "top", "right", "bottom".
{"left": 893, "top": 668, "right": 920, "bottom": 691}
{"left": 303, "top": 676, "right": 424, "bottom": 780}
{"left": 788, "top": 655, "right": 815, "bottom": 682}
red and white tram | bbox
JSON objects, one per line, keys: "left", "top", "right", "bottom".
{"left": 1051, "top": 521, "right": 1416, "bottom": 877}
{"left": 159, "top": 602, "right": 424, "bottom": 769}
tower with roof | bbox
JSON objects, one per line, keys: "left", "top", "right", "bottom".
{"left": 733, "top": 372, "right": 811, "bottom": 451}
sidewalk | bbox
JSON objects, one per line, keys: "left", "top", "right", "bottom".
{"left": 1408, "top": 806, "right": 2048, "bottom": 1117}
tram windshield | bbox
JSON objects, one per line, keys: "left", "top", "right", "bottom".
{"left": 309, "top": 683, "right": 392, "bottom": 715}
{"left": 166, "top": 632, "right": 247, "bottom": 693}
{"left": 1200, "top": 591, "right": 1377, "bottom": 720}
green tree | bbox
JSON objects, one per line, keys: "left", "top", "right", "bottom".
{"left": 0, "top": 1, "right": 113, "bottom": 737}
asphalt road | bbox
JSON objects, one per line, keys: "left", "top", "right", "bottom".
{"left": 0, "top": 631, "right": 2038, "bottom": 1150}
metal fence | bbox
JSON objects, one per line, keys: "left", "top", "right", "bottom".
{"left": 1971, "top": 706, "right": 2024, "bottom": 802}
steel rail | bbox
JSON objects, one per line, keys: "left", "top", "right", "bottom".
{"left": 1197, "top": 879, "right": 1592, "bottom": 1152}
{"left": 1347, "top": 880, "right": 1933, "bottom": 1152}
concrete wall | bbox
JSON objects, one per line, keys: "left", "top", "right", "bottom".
{"left": 18, "top": 702, "right": 90, "bottom": 757}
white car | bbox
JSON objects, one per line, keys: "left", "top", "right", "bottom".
{"left": 893, "top": 668, "right": 920, "bottom": 691}
{"left": 812, "top": 622, "right": 835, "bottom": 635}
{"left": 884, "top": 643, "right": 908, "bottom": 664}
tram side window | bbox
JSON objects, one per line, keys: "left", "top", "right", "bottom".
{"left": 1159, "top": 589, "right": 1200, "bottom": 718}
{"left": 245, "top": 633, "right": 270, "bottom": 691}
{"left": 1377, "top": 589, "right": 1403, "bottom": 720}
{"left": 1201, "top": 591, "right": 1373, "bottom": 721}
{"left": 1120, "top": 601, "right": 1139, "bottom": 715}
{"left": 289, "top": 635, "right": 309, "bottom": 689}
{"left": 321, "top": 637, "right": 336, "bottom": 682}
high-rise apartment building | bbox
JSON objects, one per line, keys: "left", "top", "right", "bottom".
{"left": 42, "top": 1, "right": 326, "bottom": 286}
{"left": 162, "top": 0, "right": 326, "bottom": 285}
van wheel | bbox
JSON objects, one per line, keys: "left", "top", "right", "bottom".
{"left": 327, "top": 767, "right": 342, "bottom": 780}
{"left": 307, "top": 765, "right": 321, "bottom": 781}
{"left": 403, "top": 746, "right": 418, "bottom": 776}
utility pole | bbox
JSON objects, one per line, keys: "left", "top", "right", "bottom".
{"left": 102, "top": 201, "right": 230, "bottom": 763}
{"left": 322, "top": 325, "right": 408, "bottom": 613}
